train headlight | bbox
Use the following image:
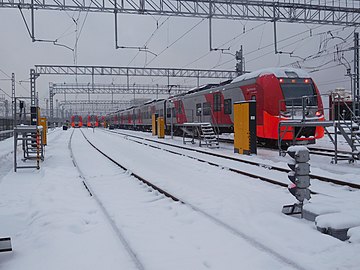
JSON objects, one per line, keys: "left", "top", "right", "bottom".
{"left": 281, "top": 110, "right": 291, "bottom": 118}
{"left": 315, "top": 110, "right": 323, "bottom": 117}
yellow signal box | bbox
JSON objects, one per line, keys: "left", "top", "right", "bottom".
{"left": 157, "top": 117, "right": 165, "bottom": 139}
{"left": 234, "top": 101, "right": 257, "bottom": 155}
{"left": 152, "top": 113, "right": 158, "bottom": 136}
{"left": 39, "top": 117, "right": 48, "bottom": 146}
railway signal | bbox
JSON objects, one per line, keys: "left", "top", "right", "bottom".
{"left": 282, "top": 146, "right": 311, "bottom": 216}
{"left": 287, "top": 146, "right": 311, "bottom": 202}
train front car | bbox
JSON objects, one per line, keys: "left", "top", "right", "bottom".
{"left": 235, "top": 68, "right": 325, "bottom": 145}
{"left": 87, "top": 115, "right": 99, "bottom": 128}
{"left": 71, "top": 115, "right": 83, "bottom": 128}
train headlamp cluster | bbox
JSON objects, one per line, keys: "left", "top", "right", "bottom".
{"left": 279, "top": 78, "right": 311, "bottom": 84}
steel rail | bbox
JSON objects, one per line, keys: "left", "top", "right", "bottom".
{"left": 68, "top": 129, "right": 146, "bottom": 270}
{"left": 107, "top": 130, "right": 360, "bottom": 190}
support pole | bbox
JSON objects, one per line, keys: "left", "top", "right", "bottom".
{"left": 49, "top": 83, "right": 54, "bottom": 121}
{"left": 273, "top": 19, "right": 278, "bottom": 54}
{"left": 354, "top": 32, "right": 359, "bottom": 117}
{"left": 114, "top": 0, "right": 118, "bottom": 49}
{"left": 209, "top": 0, "right": 212, "bottom": 51}
{"left": 11, "top": 73, "right": 15, "bottom": 119}
{"left": 31, "top": 0, "right": 35, "bottom": 42}
{"left": 30, "top": 69, "right": 36, "bottom": 106}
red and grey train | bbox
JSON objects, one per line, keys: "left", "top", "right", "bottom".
{"left": 107, "top": 67, "right": 325, "bottom": 144}
{"left": 87, "top": 115, "right": 99, "bottom": 127}
{"left": 71, "top": 115, "right": 83, "bottom": 128}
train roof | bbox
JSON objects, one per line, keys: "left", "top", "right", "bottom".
{"left": 232, "top": 67, "right": 311, "bottom": 83}
{"left": 186, "top": 83, "right": 219, "bottom": 94}
{"left": 171, "top": 79, "right": 233, "bottom": 98}
{"left": 143, "top": 98, "right": 164, "bottom": 105}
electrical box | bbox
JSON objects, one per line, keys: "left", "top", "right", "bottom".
{"left": 30, "top": 106, "right": 40, "bottom": 126}
{"left": 39, "top": 117, "right": 47, "bottom": 146}
{"left": 152, "top": 113, "right": 158, "bottom": 136}
{"left": 157, "top": 117, "right": 165, "bottom": 139}
{"left": 234, "top": 101, "right": 257, "bottom": 155}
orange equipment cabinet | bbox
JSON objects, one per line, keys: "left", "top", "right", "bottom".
{"left": 39, "top": 117, "right": 48, "bottom": 145}
{"left": 157, "top": 117, "right": 165, "bottom": 139}
{"left": 152, "top": 113, "right": 158, "bottom": 136}
{"left": 234, "top": 101, "right": 257, "bottom": 155}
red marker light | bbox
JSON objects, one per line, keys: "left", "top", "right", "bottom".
{"left": 304, "top": 79, "right": 310, "bottom": 83}
{"left": 291, "top": 79, "right": 296, "bottom": 83}
{"left": 315, "top": 111, "right": 323, "bottom": 117}
{"left": 279, "top": 78, "right": 284, "bottom": 83}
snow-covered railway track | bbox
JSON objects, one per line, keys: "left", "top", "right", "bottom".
{"left": 105, "top": 130, "right": 360, "bottom": 192}
{"left": 307, "top": 146, "right": 359, "bottom": 161}
{"left": 76, "top": 129, "right": 309, "bottom": 270}
{"left": 69, "top": 129, "right": 145, "bottom": 270}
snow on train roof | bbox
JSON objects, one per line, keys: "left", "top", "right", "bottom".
{"left": 232, "top": 67, "right": 311, "bottom": 83}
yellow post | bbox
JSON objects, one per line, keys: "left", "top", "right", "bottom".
{"left": 152, "top": 114, "right": 158, "bottom": 136}
{"left": 157, "top": 117, "right": 165, "bottom": 139}
{"left": 39, "top": 117, "right": 48, "bottom": 146}
{"left": 234, "top": 101, "right": 257, "bottom": 155}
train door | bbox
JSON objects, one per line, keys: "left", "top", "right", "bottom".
{"left": 213, "top": 92, "right": 222, "bottom": 126}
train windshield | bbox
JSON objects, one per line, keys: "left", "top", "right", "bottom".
{"left": 280, "top": 81, "right": 317, "bottom": 106}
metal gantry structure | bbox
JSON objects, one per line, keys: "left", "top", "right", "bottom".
{"left": 59, "top": 100, "right": 133, "bottom": 118}
{"left": 50, "top": 83, "right": 192, "bottom": 95}
{"left": 51, "top": 82, "right": 192, "bottom": 117}
{"left": 2, "top": 0, "right": 360, "bottom": 26}
{"left": 33, "top": 65, "right": 237, "bottom": 120}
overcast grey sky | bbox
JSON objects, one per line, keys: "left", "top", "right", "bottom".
{"left": 0, "top": 8, "right": 357, "bottom": 110}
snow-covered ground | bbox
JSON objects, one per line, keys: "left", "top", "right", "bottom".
{"left": 0, "top": 128, "right": 359, "bottom": 270}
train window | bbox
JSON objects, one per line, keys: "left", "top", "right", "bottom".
{"left": 213, "top": 93, "right": 221, "bottom": 112}
{"left": 281, "top": 83, "right": 317, "bottom": 106}
{"left": 160, "top": 109, "right": 163, "bottom": 116}
{"left": 196, "top": 103, "right": 201, "bottom": 116}
{"left": 166, "top": 108, "right": 171, "bottom": 118}
{"left": 203, "top": 102, "right": 211, "bottom": 115}
{"left": 224, "top": 99, "right": 232, "bottom": 114}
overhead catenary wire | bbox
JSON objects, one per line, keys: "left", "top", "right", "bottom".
{"left": 0, "top": 68, "right": 27, "bottom": 97}
{"left": 127, "top": 16, "right": 171, "bottom": 67}
{"left": 212, "top": 25, "right": 353, "bottom": 71}
{"left": 178, "top": 25, "right": 354, "bottom": 87}
{"left": 144, "top": 19, "right": 206, "bottom": 67}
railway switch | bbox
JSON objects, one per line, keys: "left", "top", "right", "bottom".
{"left": 282, "top": 146, "right": 311, "bottom": 216}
